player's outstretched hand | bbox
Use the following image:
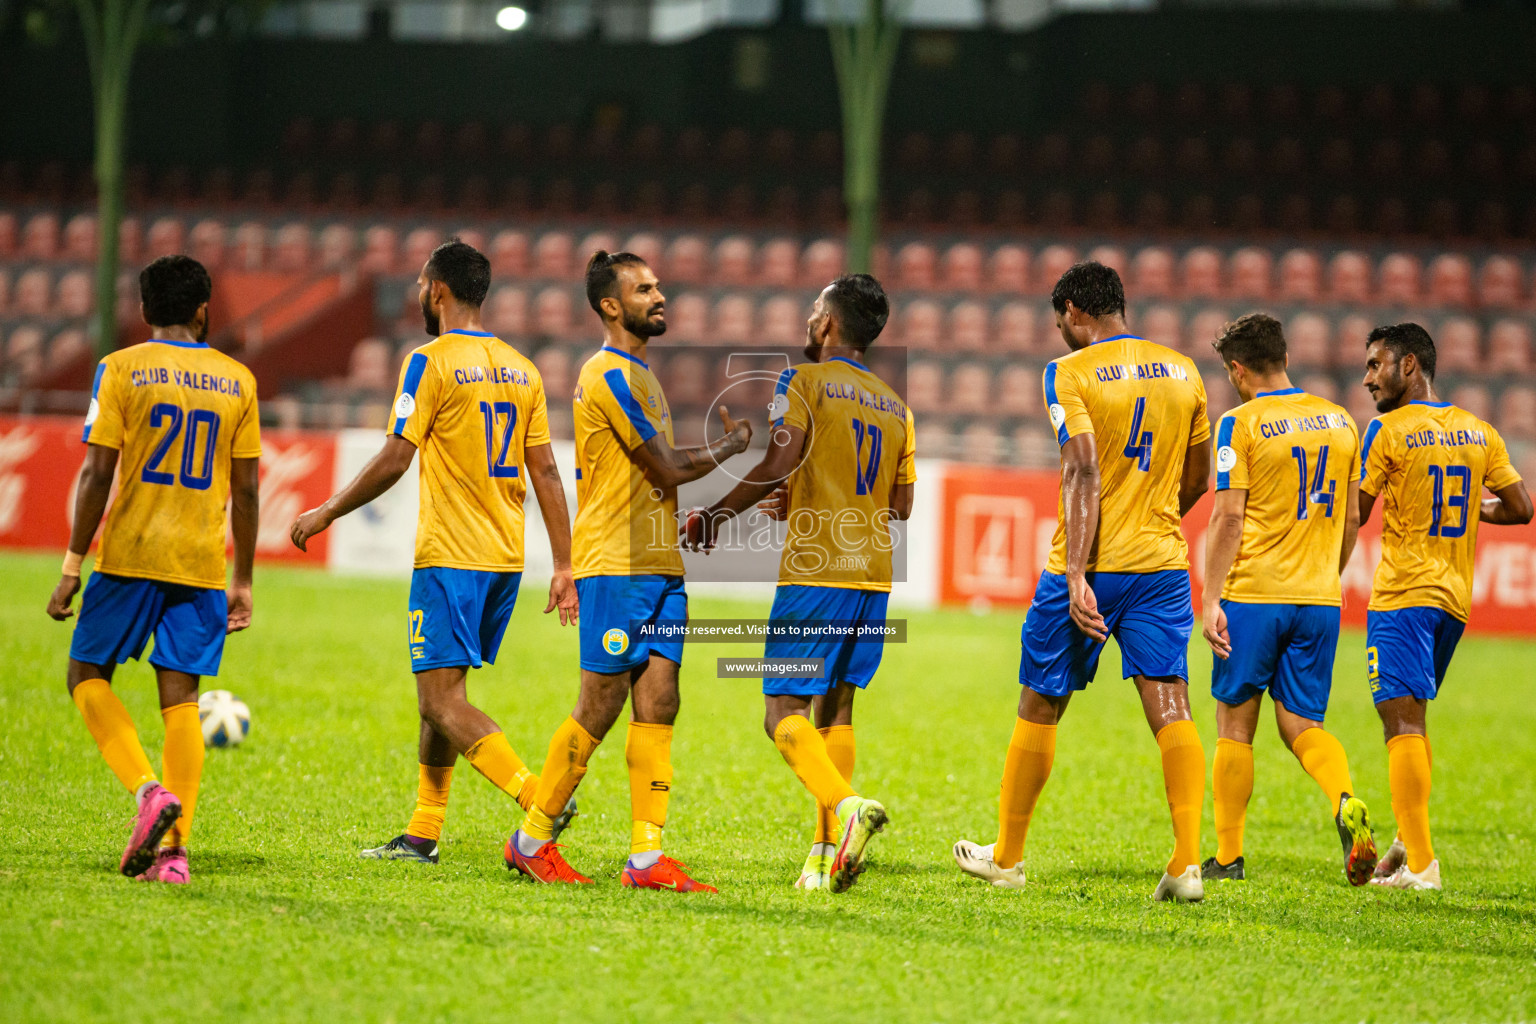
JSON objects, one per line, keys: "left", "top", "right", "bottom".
{"left": 1202, "top": 602, "right": 1230, "bottom": 660}
{"left": 545, "top": 569, "right": 579, "bottom": 626}
{"left": 755, "top": 484, "right": 790, "bottom": 521}
{"left": 1066, "top": 574, "right": 1108, "bottom": 642}
{"left": 46, "top": 575, "right": 81, "bottom": 621}
{"left": 227, "top": 580, "right": 253, "bottom": 634}
{"left": 681, "top": 506, "right": 716, "bottom": 553}
{"left": 290, "top": 506, "right": 332, "bottom": 552}
{"left": 718, "top": 405, "right": 752, "bottom": 454}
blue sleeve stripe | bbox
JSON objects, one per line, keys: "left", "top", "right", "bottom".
{"left": 82, "top": 362, "right": 106, "bottom": 442}
{"left": 603, "top": 368, "right": 658, "bottom": 443}
{"left": 1215, "top": 415, "right": 1237, "bottom": 490}
{"left": 1360, "top": 419, "right": 1383, "bottom": 481}
{"left": 1043, "top": 363, "right": 1069, "bottom": 445}
{"left": 772, "top": 367, "right": 798, "bottom": 428}
{"left": 391, "top": 352, "right": 429, "bottom": 435}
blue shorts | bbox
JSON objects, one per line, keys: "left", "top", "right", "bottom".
{"left": 576, "top": 574, "right": 686, "bottom": 674}
{"left": 1020, "top": 570, "right": 1192, "bottom": 696}
{"left": 408, "top": 567, "right": 522, "bottom": 671}
{"left": 762, "top": 585, "right": 890, "bottom": 696}
{"left": 1366, "top": 606, "right": 1465, "bottom": 703}
{"left": 1210, "top": 601, "right": 1340, "bottom": 722}
{"left": 70, "top": 573, "right": 227, "bottom": 677}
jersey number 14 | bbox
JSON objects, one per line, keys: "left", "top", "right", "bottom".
{"left": 1289, "top": 445, "right": 1336, "bottom": 519}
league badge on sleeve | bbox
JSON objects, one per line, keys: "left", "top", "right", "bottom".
{"left": 394, "top": 392, "right": 416, "bottom": 420}
{"left": 1049, "top": 403, "right": 1066, "bottom": 430}
{"left": 1217, "top": 446, "right": 1238, "bottom": 473}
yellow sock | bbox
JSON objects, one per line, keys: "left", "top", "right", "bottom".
{"left": 626, "top": 722, "right": 673, "bottom": 854}
{"left": 1157, "top": 720, "right": 1205, "bottom": 876}
{"left": 464, "top": 732, "right": 536, "bottom": 810}
{"left": 71, "top": 679, "right": 157, "bottom": 793}
{"left": 160, "top": 702, "right": 203, "bottom": 847}
{"left": 1387, "top": 733, "right": 1434, "bottom": 873}
{"left": 524, "top": 716, "right": 600, "bottom": 841}
{"left": 995, "top": 718, "right": 1056, "bottom": 870}
{"left": 406, "top": 764, "right": 454, "bottom": 842}
{"left": 773, "top": 715, "right": 857, "bottom": 812}
{"left": 1291, "top": 726, "right": 1354, "bottom": 811}
{"left": 815, "top": 725, "right": 856, "bottom": 844}
{"left": 1212, "top": 738, "right": 1253, "bottom": 865}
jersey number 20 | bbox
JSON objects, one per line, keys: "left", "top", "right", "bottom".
{"left": 141, "top": 403, "right": 219, "bottom": 491}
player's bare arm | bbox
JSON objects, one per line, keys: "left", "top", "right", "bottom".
{"left": 888, "top": 480, "right": 915, "bottom": 522}
{"left": 1178, "top": 438, "right": 1212, "bottom": 517}
{"left": 1060, "top": 432, "right": 1107, "bottom": 642}
{"left": 1480, "top": 479, "right": 1534, "bottom": 525}
{"left": 525, "top": 442, "right": 580, "bottom": 626}
{"left": 1339, "top": 476, "right": 1362, "bottom": 573}
{"left": 1358, "top": 486, "right": 1377, "bottom": 526}
{"left": 630, "top": 404, "right": 752, "bottom": 490}
{"left": 683, "top": 422, "right": 805, "bottom": 551}
{"left": 227, "top": 457, "right": 260, "bottom": 634}
{"left": 290, "top": 434, "right": 417, "bottom": 551}
{"left": 47, "top": 443, "right": 120, "bottom": 622}
{"left": 1201, "top": 487, "right": 1246, "bottom": 660}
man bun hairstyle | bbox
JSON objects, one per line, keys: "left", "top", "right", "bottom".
{"left": 1050, "top": 260, "right": 1126, "bottom": 318}
{"left": 140, "top": 254, "right": 212, "bottom": 328}
{"left": 425, "top": 237, "right": 491, "bottom": 307}
{"left": 824, "top": 273, "right": 889, "bottom": 350}
{"left": 585, "top": 250, "right": 649, "bottom": 315}
{"left": 1213, "top": 312, "right": 1288, "bottom": 373}
{"left": 1368, "top": 322, "right": 1437, "bottom": 381}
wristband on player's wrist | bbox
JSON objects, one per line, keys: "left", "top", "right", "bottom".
{"left": 62, "top": 550, "right": 85, "bottom": 577}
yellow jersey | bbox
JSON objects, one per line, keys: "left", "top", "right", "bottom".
{"left": 390, "top": 329, "right": 550, "bottom": 571}
{"left": 1214, "top": 388, "right": 1359, "bottom": 605}
{"left": 771, "top": 357, "right": 917, "bottom": 591}
{"left": 1043, "top": 334, "right": 1210, "bottom": 575}
{"left": 571, "top": 346, "right": 681, "bottom": 578}
{"left": 83, "top": 339, "right": 261, "bottom": 589}
{"left": 1360, "top": 400, "right": 1521, "bottom": 621}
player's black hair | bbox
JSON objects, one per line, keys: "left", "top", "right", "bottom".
{"left": 1368, "top": 322, "right": 1437, "bottom": 381}
{"left": 139, "top": 255, "right": 212, "bottom": 327}
{"left": 1213, "top": 313, "right": 1287, "bottom": 373}
{"left": 585, "top": 250, "right": 649, "bottom": 315}
{"left": 824, "top": 274, "right": 889, "bottom": 350}
{"left": 424, "top": 237, "right": 491, "bottom": 307}
{"left": 1050, "top": 260, "right": 1126, "bottom": 318}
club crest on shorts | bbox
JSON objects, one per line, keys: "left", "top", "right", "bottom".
{"left": 603, "top": 628, "right": 629, "bottom": 655}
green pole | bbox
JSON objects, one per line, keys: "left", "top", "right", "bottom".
{"left": 828, "top": 0, "right": 903, "bottom": 275}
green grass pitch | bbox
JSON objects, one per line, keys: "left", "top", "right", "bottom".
{"left": 1, "top": 551, "right": 1533, "bottom": 1022}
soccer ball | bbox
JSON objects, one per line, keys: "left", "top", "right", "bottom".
{"left": 199, "top": 690, "right": 250, "bottom": 748}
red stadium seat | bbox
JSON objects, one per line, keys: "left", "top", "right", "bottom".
{"left": 453, "top": 229, "right": 488, "bottom": 258}
{"left": 63, "top": 214, "right": 95, "bottom": 262}
{"left": 228, "top": 222, "right": 264, "bottom": 271}
{"left": 1335, "top": 314, "right": 1375, "bottom": 359}
{"left": 950, "top": 301, "right": 989, "bottom": 352}
{"left": 145, "top": 217, "right": 185, "bottom": 260}
{"left": 1497, "top": 386, "right": 1536, "bottom": 441}
{"left": 947, "top": 362, "right": 991, "bottom": 415}
{"left": 316, "top": 224, "right": 356, "bottom": 270}
{"left": 666, "top": 293, "right": 708, "bottom": 342}
{"left": 713, "top": 294, "right": 755, "bottom": 344}
{"left": 1286, "top": 313, "right": 1332, "bottom": 368}
{"left": 487, "top": 286, "right": 529, "bottom": 338}
{"left": 988, "top": 245, "right": 1029, "bottom": 295}
{"left": 1087, "top": 245, "right": 1127, "bottom": 278}
{"left": 958, "top": 423, "right": 1003, "bottom": 465}
{"left": 1135, "top": 191, "right": 1169, "bottom": 232}
{"left": 1327, "top": 251, "right": 1371, "bottom": 305}
{"left": 56, "top": 270, "right": 92, "bottom": 319}
{"left": 1229, "top": 247, "right": 1272, "bottom": 302}
{"left": 997, "top": 364, "right": 1041, "bottom": 418}
{"left": 1139, "top": 305, "right": 1182, "bottom": 354}
{"left": 1036, "top": 246, "right": 1076, "bottom": 295}
{"left": 1436, "top": 318, "right": 1482, "bottom": 373}
{"left": 534, "top": 347, "right": 573, "bottom": 404}
{"left": 6, "top": 325, "right": 44, "bottom": 382}
{"left": 533, "top": 286, "right": 575, "bottom": 339}
{"left": 757, "top": 238, "right": 799, "bottom": 289}
{"left": 490, "top": 230, "right": 530, "bottom": 279}
{"left": 906, "top": 360, "right": 943, "bottom": 415}
{"left": 1450, "top": 383, "right": 1493, "bottom": 423}
{"left": 758, "top": 294, "right": 803, "bottom": 345}
{"left": 0, "top": 212, "right": 17, "bottom": 258}
{"left": 1012, "top": 426, "right": 1056, "bottom": 468}
{"left": 896, "top": 242, "right": 937, "bottom": 292}
{"left": 359, "top": 225, "right": 398, "bottom": 275}
{"left": 1478, "top": 256, "right": 1524, "bottom": 309}
{"left": 47, "top": 328, "right": 89, "bottom": 371}
{"left": 714, "top": 235, "right": 755, "bottom": 287}
{"left": 660, "top": 352, "right": 709, "bottom": 407}
{"left": 800, "top": 239, "right": 844, "bottom": 288}
{"left": 1487, "top": 319, "right": 1533, "bottom": 373}
{"left": 1181, "top": 247, "right": 1223, "bottom": 300}
{"left": 533, "top": 232, "right": 573, "bottom": 281}
{"left": 1298, "top": 374, "right": 1340, "bottom": 404}
{"left": 1345, "top": 385, "right": 1378, "bottom": 430}
{"left": 1278, "top": 249, "right": 1322, "bottom": 303}
{"left": 347, "top": 338, "right": 394, "bottom": 392}
{"left": 1186, "top": 309, "right": 1230, "bottom": 363}
{"left": 21, "top": 213, "right": 60, "bottom": 260}
{"left": 14, "top": 268, "right": 50, "bottom": 316}
{"left": 994, "top": 302, "right": 1035, "bottom": 352}
{"left": 0, "top": 268, "right": 10, "bottom": 313}
{"left": 666, "top": 235, "right": 709, "bottom": 286}
{"left": 622, "top": 233, "right": 664, "bottom": 274}
{"left": 1377, "top": 253, "right": 1421, "bottom": 307}
{"left": 1426, "top": 254, "right": 1473, "bottom": 308}
{"left": 401, "top": 228, "right": 440, "bottom": 276}
{"left": 1131, "top": 247, "right": 1176, "bottom": 300}
{"left": 271, "top": 223, "right": 313, "bottom": 272}
{"left": 189, "top": 220, "right": 227, "bottom": 270}
{"left": 941, "top": 243, "right": 983, "bottom": 293}
{"left": 900, "top": 300, "right": 943, "bottom": 350}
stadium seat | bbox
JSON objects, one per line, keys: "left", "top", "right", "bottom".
{"left": 713, "top": 294, "right": 755, "bottom": 344}
{"left": 1377, "top": 253, "right": 1421, "bottom": 307}
{"left": 714, "top": 235, "right": 755, "bottom": 287}
{"left": 947, "top": 362, "right": 990, "bottom": 415}
{"left": 1426, "top": 254, "right": 1473, "bottom": 308}
{"left": 906, "top": 360, "right": 943, "bottom": 414}
{"left": 6, "top": 325, "right": 44, "bottom": 381}
{"left": 994, "top": 302, "right": 1035, "bottom": 352}
{"left": 490, "top": 230, "right": 530, "bottom": 279}
{"left": 1487, "top": 319, "right": 1533, "bottom": 373}
{"left": 1277, "top": 249, "right": 1322, "bottom": 303}
{"left": 988, "top": 245, "right": 1029, "bottom": 294}
{"left": 394, "top": 228, "right": 434, "bottom": 274}
{"left": 1131, "top": 247, "right": 1176, "bottom": 300}
{"left": 21, "top": 213, "right": 59, "bottom": 260}
{"left": 62, "top": 214, "right": 95, "bottom": 262}
{"left": 801, "top": 239, "right": 844, "bottom": 288}
{"left": 56, "top": 270, "right": 92, "bottom": 319}
{"left": 621, "top": 233, "right": 663, "bottom": 274}
{"left": 1327, "top": 251, "right": 1372, "bottom": 305}
{"left": 14, "top": 269, "right": 50, "bottom": 316}
{"left": 1228, "top": 247, "right": 1272, "bottom": 302}
{"left": 1181, "top": 247, "right": 1223, "bottom": 300}
{"left": 758, "top": 238, "right": 799, "bottom": 288}
{"left": 534, "top": 286, "right": 575, "bottom": 339}
{"left": 1083, "top": 135, "right": 1115, "bottom": 174}
{"left": 896, "top": 242, "right": 937, "bottom": 292}
{"left": 1497, "top": 386, "right": 1536, "bottom": 441}
{"left": 1087, "top": 245, "right": 1127, "bottom": 278}
{"left": 1036, "top": 246, "right": 1076, "bottom": 295}
{"left": 758, "top": 294, "right": 803, "bottom": 345}
{"left": 534, "top": 347, "right": 573, "bottom": 403}
{"left": 346, "top": 338, "right": 394, "bottom": 392}
{"left": 1344, "top": 383, "right": 1378, "bottom": 429}
{"left": 1335, "top": 314, "right": 1375, "bottom": 358}
{"left": 0, "top": 212, "right": 16, "bottom": 258}
{"left": 941, "top": 243, "right": 983, "bottom": 293}
{"left": 359, "top": 226, "right": 398, "bottom": 275}
{"left": 1436, "top": 318, "right": 1482, "bottom": 373}
{"left": 525, "top": 232, "right": 572, "bottom": 282}
{"left": 316, "top": 224, "right": 357, "bottom": 270}
{"left": 958, "top": 422, "right": 1004, "bottom": 465}
{"left": 1449, "top": 383, "right": 1493, "bottom": 423}
{"left": 1139, "top": 305, "right": 1182, "bottom": 353}
{"left": 47, "top": 328, "right": 89, "bottom": 371}
{"left": 145, "top": 217, "right": 184, "bottom": 260}
{"left": 1286, "top": 313, "right": 1332, "bottom": 368}
{"left": 189, "top": 220, "right": 227, "bottom": 270}
{"left": 900, "top": 300, "right": 943, "bottom": 350}
{"left": 666, "top": 235, "right": 709, "bottom": 285}
{"left": 231, "top": 222, "right": 267, "bottom": 271}
{"left": 272, "top": 223, "right": 313, "bottom": 272}
{"left": 666, "top": 293, "right": 708, "bottom": 342}
{"left": 454, "top": 229, "right": 488, "bottom": 258}
{"left": 1186, "top": 309, "right": 1230, "bottom": 362}
{"left": 996, "top": 364, "right": 1042, "bottom": 418}
{"left": 1298, "top": 374, "right": 1340, "bottom": 404}
{"left": 0, "top": 268, "right": 9, "bottom": 313}
{"left": 1478, "top": 256, "right": 1524, "bottom": 309}
{"left": 487, "top": 286, "right": 528, "bottom": 338}
{"left": 950, "top": 301, "right": 989, "bottom": 352}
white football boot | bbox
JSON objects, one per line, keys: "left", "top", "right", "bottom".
{"left": 952, "top": 840, "right": 1027, "bottom": 889}
{"left": 1374, "top": 836, "right": 1407, "bottom": 880}
{"left": 1153, "top": 864, "right": 1206, "bottom": 902}
{"left": 1371, "top": 858, "right": 1442, "bottom": 891}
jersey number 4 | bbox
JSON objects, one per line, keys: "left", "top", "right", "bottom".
{"left": 1289, "top": 445, "right": 1336, "bottom": 519}
{"left": 478, "top": 401, "right": 520, "bottom": 478}
{"left": 1122, "top": 397, "right": 1153, "bottom": 471}
{"left": 141, "top": 403, "right": 219, "bottom": 491}
{"left": 851, "top": 418, "right": 884, "bottom": 496}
